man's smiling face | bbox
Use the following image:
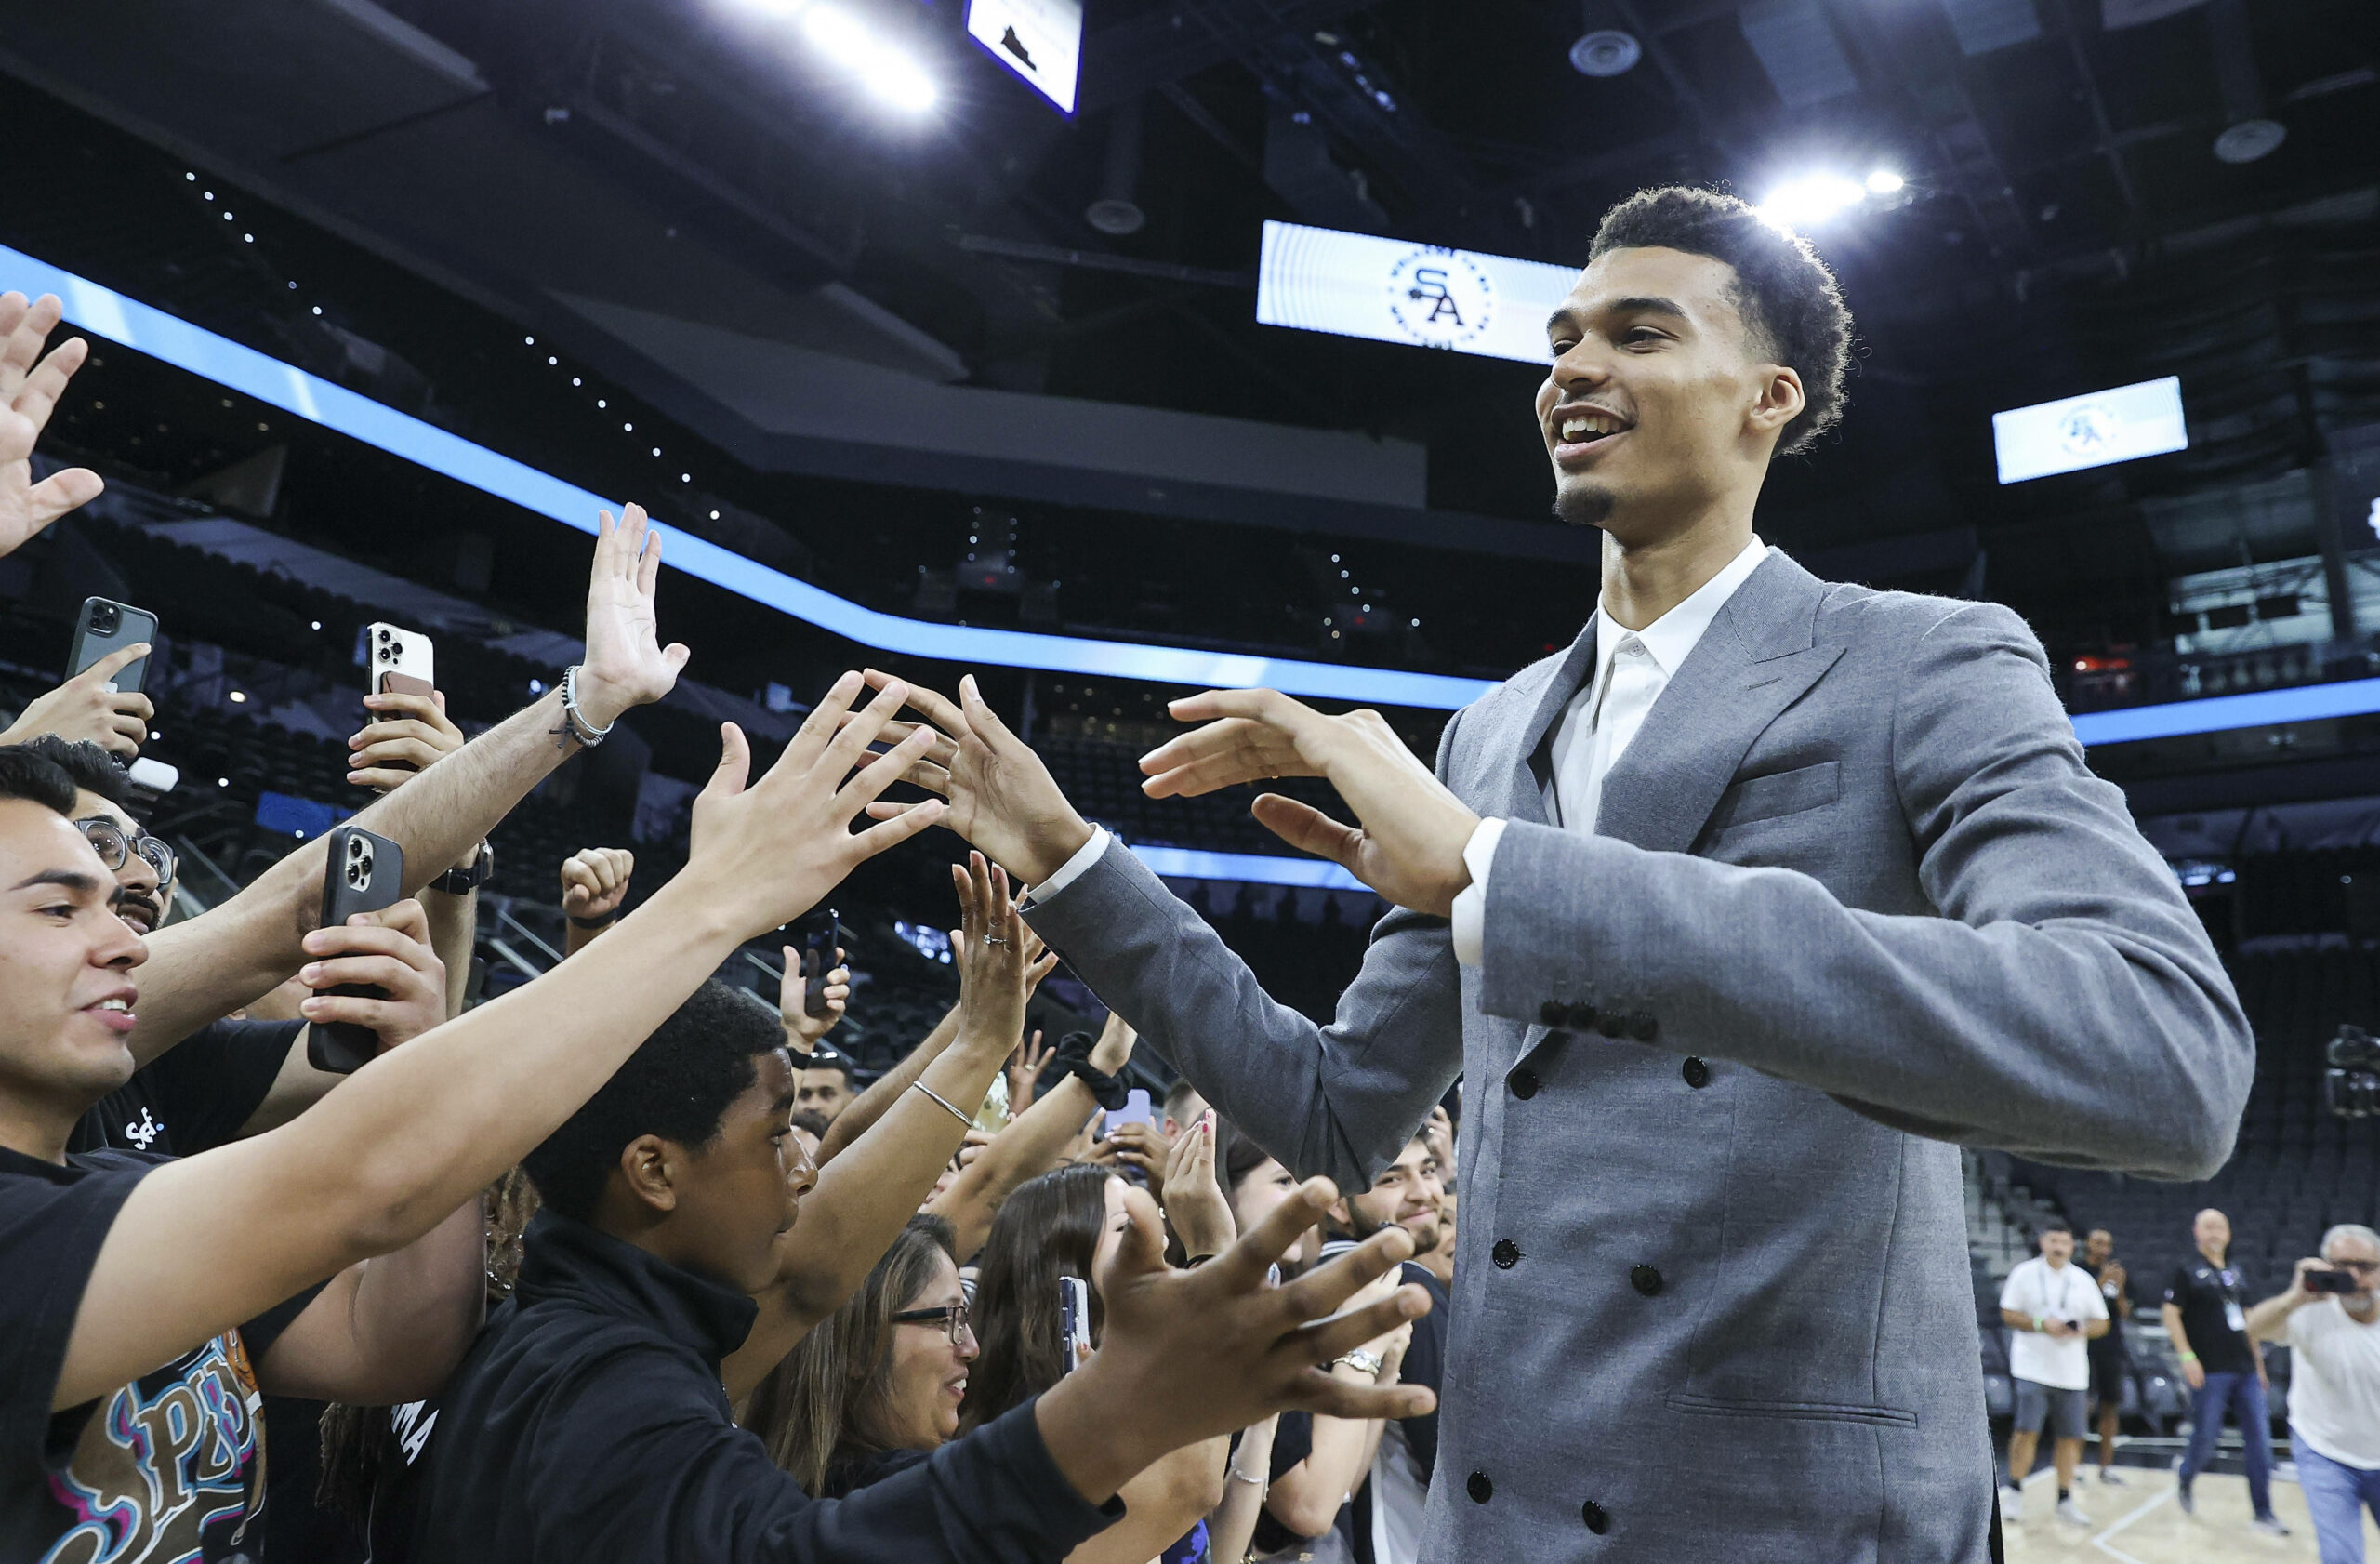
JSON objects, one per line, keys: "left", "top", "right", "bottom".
{"left": 72, "top": 789, "right": 162, "bottom": 935}
{"left": 0, "top": 798, "right": 149, "bottom": 1125}
{"left": 1536, "top": 245, "right": 1801, "bottom": 543}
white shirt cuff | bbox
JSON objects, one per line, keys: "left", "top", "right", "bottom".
{"left": 1027, "top": 825, "right": 1113, "bottom": 905}
{"left": 1448, "top": 817, "right": 1508, "bottom": 967}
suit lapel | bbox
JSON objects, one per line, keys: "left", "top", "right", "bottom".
{"left": 1593, "top": 550, "right": 1844, "bottom": 854}
{"left": 1499, "top": 614, "right": 1599, "bottom": 827}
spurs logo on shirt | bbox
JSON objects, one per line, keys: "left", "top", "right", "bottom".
{"left": 40, "top": 1330, "right": 266, "bottom": 1564}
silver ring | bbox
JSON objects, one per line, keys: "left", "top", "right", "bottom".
{"left": 982, "top": 934, "right": 1009, "bottom": 946}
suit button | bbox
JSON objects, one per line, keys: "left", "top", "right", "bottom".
{"left": 1510, "top": 1068, "right": 1540, "bottom": 1100}
{"left": 1581, "top": 1500, "right": 1610, "bottom": 1534}
{"left": 1492, "top": 1239, "right": 1521, "bottom": 1269}
{"left": 1595, "top": 1009, "right": 1626, "bottom": 1038}
{"left": 1630, "top": 1264, "right": 1663, "bottom": 1296}
{"left": 1566, "top": 1001, "right": 1599, "bottom": 1031}
{"left": 1682, "top": 1057, "right": 1711, "bottom": 1089}
{"left": 1540, "top": 1000, "right": 1567, "bottom": 1027}
{"left": 1627, "top": 1012, "right": 1658, "bottom": 1042}
{"left": 1467, "top": 1471, "right": 1494, "bottom": 1504}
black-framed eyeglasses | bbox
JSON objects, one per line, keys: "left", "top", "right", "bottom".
{"left": 75, "top": 816, "right": 177, "bottom": 888}
{"left": 890, "top": 1301, "right": 973, "bottom": 1345}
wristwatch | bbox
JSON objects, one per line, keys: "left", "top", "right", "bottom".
{"left": 432, "top": 841, "right": 494, "bottom": 896}
{"left": 1334, "top": 1348, "right": 1384, "bottom": 1376}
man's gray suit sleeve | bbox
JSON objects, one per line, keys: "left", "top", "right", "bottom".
{"left": 1475, "top": 601, "right": 2253, "bottom": 1179}
{"left": 1023, "top": 722, "right": 1469, "bottom": 1190}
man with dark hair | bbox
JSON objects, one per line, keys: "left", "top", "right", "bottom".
{"left": 872, "top": 182, "right": 2253, "bottom": 1559}
{"left": 798, "top": 1049, "right": 859, "bottom": 1123}
{"left": 2077, "top": 1227, "right": 2132, "bottom": 1485}
{"left": 1997, "top": 1219, "right": 2107, "bottom": 1525}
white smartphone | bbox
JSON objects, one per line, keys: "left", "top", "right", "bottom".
{"left": 1058, "top": 1275, "right": 1091, "bottom": 1374}
{"left": 365, "top": 622, "right": 435, "bottom": 700}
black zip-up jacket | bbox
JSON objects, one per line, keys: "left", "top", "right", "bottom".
{"left": 411, "top": 1212, "right": 1121, "bottom": 1562}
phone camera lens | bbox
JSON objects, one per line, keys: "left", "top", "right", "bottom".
{"left": 90, "top": 604, "right": 119, "bottom": 634}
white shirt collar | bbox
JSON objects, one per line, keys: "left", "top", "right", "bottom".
{"left": 1593, "top": 535, "right": 1770, "bottom": 679}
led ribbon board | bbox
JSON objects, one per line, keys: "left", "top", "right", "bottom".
{"left": 0, "top": 240, "right": 1489, "bottom": 711}
{"left": 1992, "top": 376, "right": 2188, "bottom": 484}
{"left": 966, "top": 0, "right": 1082, "bottom": 113}
{"left": 1256, "top": 220, "right": 1581, "bottom": 366}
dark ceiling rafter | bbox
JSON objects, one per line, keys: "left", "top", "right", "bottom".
{"left": 2041, "top": 0, "right": 2141, "bottom": 219}
{"left": 1073, "top": 0, "right": 1380, "bottom": 114}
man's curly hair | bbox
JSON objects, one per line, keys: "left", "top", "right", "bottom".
{"left": 1588, "top": 186, "right": 1853, "bottom": 457}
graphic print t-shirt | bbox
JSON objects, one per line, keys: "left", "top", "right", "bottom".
{"left": 0, "top": 1143, "right": 299, "bottom": 1563}
{"left": 69, "top": 1018, "right": 303, "bottom": 1159}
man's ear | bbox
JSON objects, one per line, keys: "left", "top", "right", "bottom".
{"left": 1748, "top": 364, "right": 1805, "bottom": 442}
{"left": 1328, "top": 1196, "right": 1353, "bottom": 1228}
{"left": 617, "top": 1133, "right": 682, "bottom": 1214}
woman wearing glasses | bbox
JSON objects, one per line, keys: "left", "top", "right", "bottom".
{"left": 747, "top": 1214, "right": 979, "bottom": 1498}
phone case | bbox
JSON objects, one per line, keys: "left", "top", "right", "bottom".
{"left": 367, "top": 623, "right": 436, "bottom": 698}
{"left": 1059, "top": 1275, "right": 1091, "bottom": 1374}
{"left": 67, "top": 597, "right": 160, "bottom": 694}
{"left": 800, "top": 910, "right": 840, "bottom": 1019}
{"left": 308, "top": 826, "right": 406, "bottom": 1075}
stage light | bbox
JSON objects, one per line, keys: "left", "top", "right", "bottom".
{"left": 1756, "top": 173, "right": 1867, "bottom": 231}
{"left": 1866, "top": 169, "right": 1905, "bottom": 195}
{"left": 801, "top": 5, "right": 938, "bottom": 113}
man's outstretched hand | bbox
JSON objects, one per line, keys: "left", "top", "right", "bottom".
{"left": 854, "top": 671, "right": 1094, "bottom": 885}
{"left": 1140, "top": 691, "right": 1480, "bottom": 917}
{"left": 575, "top": 505, "right": 691, "bottom": 729}
{"left": 0, "top": 293, "right": 103, "bottom": 558}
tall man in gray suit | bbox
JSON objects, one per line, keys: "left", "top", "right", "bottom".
{"left": 862, "top": 187, "right": 2254, "bottom": 1561}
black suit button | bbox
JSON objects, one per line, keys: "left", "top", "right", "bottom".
{"left": 1627, "top": 1012, "right": 1658, "bottom": 1042}
{"left": 1566, "top": 1001, "right": 1599, "bottom": 1031}
{"left": 1630, "top": 1264, "right": 1663, "bottom": 1296}
{"left": 1492, "top": 1239, "right": 1521, "bottom": 1269}
{"left": 1595, "top": 1008, "right": 1626, "bottom": 1038}
{"left": 1581, "top": 1500, "right": 1610, "bottom": 1533}
{"left": 1540, "top": 1000, "right": 1567, "bottom": 1027}
{"left": 1510, "top": 1068, "right": 1540, "bottom": 1100}
{"left": 1682, "top": 1057, "right": 1711, "bottom": 1089}
{"left": 1468, "top": 1471, "right": 1494, "bottom": 1504}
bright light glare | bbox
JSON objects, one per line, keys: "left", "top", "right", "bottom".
{"left": 1866, "top": 169, "right": 1905, "bottom": 195}
{"left": 800, "top": 5, "right": 938, "bottom": 112}
{"left": 1756, "top": 173, "right": 1867, "bottom": 231}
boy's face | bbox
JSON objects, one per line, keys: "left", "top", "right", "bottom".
{"left": 667, "top": 1048, "right": 817, "bottom": 1294}
{"left": 0, "top": 799, "right": 147, "bottom": 1136}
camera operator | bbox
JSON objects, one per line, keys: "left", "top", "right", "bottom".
{"left": 2247, "top": 1225, "right": 2380, "bottom": 1562}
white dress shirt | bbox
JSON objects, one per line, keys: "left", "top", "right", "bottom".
{"left": 1034, "top": 537, "right": 1770, "bottom": 957}
{"left": 1448, "top": 537, "right": 1768, "bottom": 964}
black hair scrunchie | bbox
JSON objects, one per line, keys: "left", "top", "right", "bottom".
{"left": 1053, "top": 1029, "right": 1129, "bottom": 1112}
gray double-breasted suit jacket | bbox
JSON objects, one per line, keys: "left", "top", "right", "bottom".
{"left": 1024, "top": 549, "right": 2254, "bottom": 1562}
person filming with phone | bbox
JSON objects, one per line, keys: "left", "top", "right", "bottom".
{"left": 2247, "top": 1224, "right": 2380, "bottom": 1561}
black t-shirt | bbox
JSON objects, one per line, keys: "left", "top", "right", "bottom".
{"left": 69, "top": 1018, "right": 303, "bottom": 1158}
{"left": 2164, "top": 1256, "right": 2256, "bottom": 1375}
{"left": 2079, "top": 1258, "right": 2127, "bottom": 1350}
{"left": 0, "top": 1143, "right": 311, "bottom": 1562}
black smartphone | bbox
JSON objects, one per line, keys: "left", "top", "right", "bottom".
{"left": 1058, "top": 1274, "right": 1091, "bottom": 1374}
{"left": 67, "top": 597, "right": 160, "bottom": 693}
{"left": 307, "top": 825, "right": 405, "bottom": 1075}
{"left": 795, "top": 908, "right": 840, "bottom": 1019}
{"left": 2307, "top": 1268, "right": 2360, "bottom": 1294}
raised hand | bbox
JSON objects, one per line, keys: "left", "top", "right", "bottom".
{"left": 1090, "top": 1009, "right": 1138, "bottom": 1076}
{"left": 854, "top": 671, "right": 1093, "bottom": 885}
{"left": 296, "top": 899, "right": 449, "bottom": 1053}
{"left": 1036, "top": 1177, "right": 1435, "bottom": 1502}
{"left": 681, "top": 672, "right": 943, "bottom": 940}
{"left": 779, "top": 941, "right": 849, "bottom": 1052}
{"left": 347, "top": 689, "right": 464, "bottom": 792}
{"left": 953, "top": 851, "right": 1032, "bottom": 1057}
{"left": 1141, "top": 691, "right": 1479, "bottom": 916}
{"left": 1162, "top": 1110, "right": 1236, "bottom": 1261}
{"left": 560, "top": 847, "right": 636, "bottom": 923}
{"left": 0, "top": 643, "right": 153, "bottom": 756}
{"left": 575, "top": 505, "right": 692, "bottom": 728}
{"left": 0, "top": 293, "right": 104, "bottom": 557}
{"left": 1007, "top": 1028, "right": 1053, "bottom": 1113}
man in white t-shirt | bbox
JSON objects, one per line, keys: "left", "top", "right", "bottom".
{"left": 2248, "top": 1224, "right": 2380, "bottom": 1563}
{"left": 1998, "top": 1221, "right": 2110, "bottom": 1526}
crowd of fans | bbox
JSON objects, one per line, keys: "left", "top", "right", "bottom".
{"left": 0, "top": 291, "right": 1467, "bottom": 1564}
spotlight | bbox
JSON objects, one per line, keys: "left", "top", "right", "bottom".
{"left": 1865, "top": 169, "right": 1905, "bottom": 195}
{"left": 1756, "top": 173, "right": 1868, "bottom": 231}
{"left": 800, "top": 5, "right": 939, "bottom": 113}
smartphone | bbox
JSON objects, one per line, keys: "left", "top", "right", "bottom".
{"left": 2307, "top": 1269, "right": 2360, "bottom": 1294}
{"left": 307, "top": 825, "right": 405, "bottom": 1075}
{"left": 67, "top": 597, "right": 159, "bottom": 693}
{"left": 1109, "top": 1087, "right": 1155, "bottom": 1133}
{"left": 1058, "top": 1275, "right": 1091, "bottom": 1374}
{"left": 795, "top": 908, "right": 840, "bottom": 1019}
{"left": 367, "top": 622, "right": 435, "bottom": 699}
